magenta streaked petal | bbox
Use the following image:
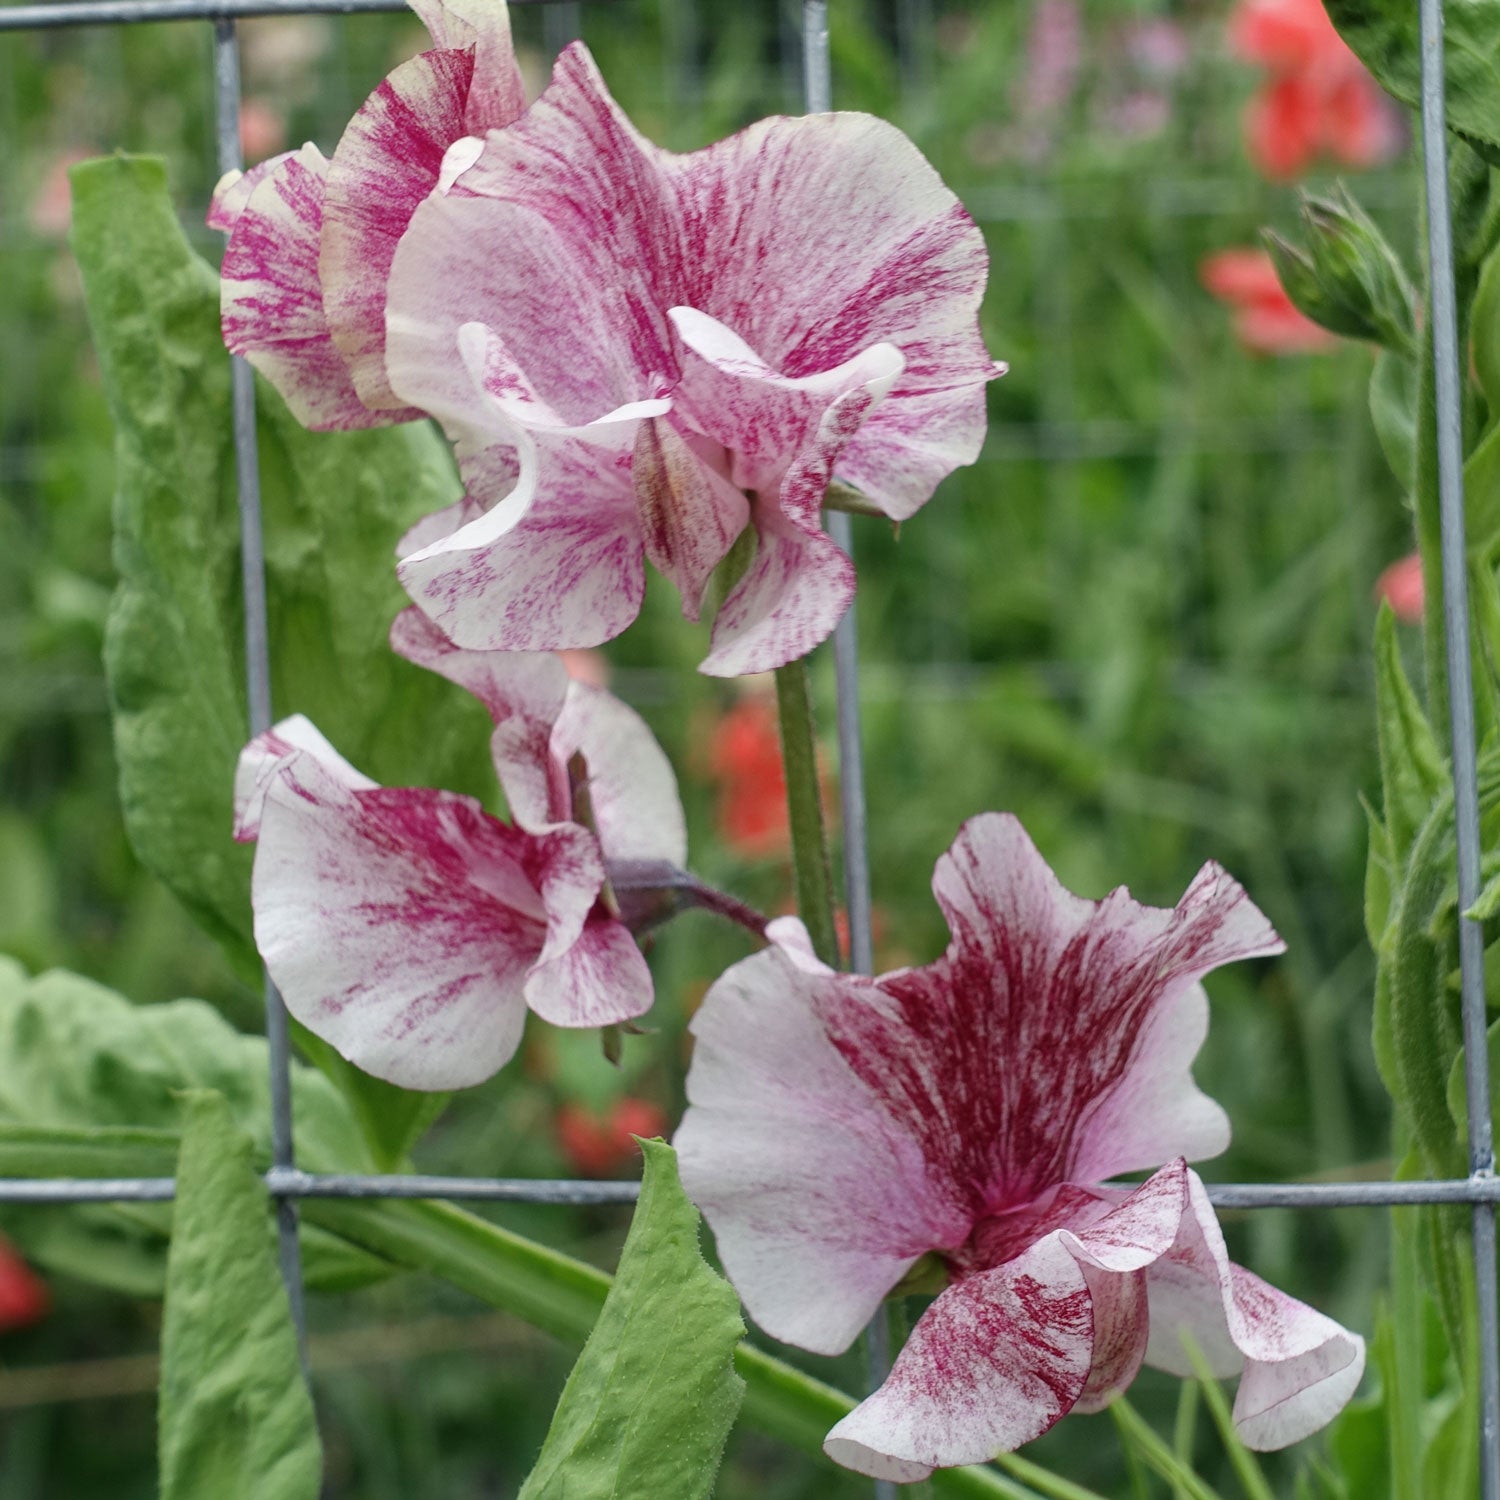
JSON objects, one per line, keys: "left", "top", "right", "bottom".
{"left": 1142, "top": 1170, "right": 1366, "bottom": 1450}
{"left": 525, "top": 911, "right": 654, "bottom": 1029}
{"left": 823, "top": 1233, "right": 1093, "bottom": 1479}
{"left": 389, "top": 606, "right": 570, "bottom": 828}
{"left": 631, "top": 417, "right": 748, "bottom": 621}
{"left": 700, "top": 511, "right": 855, "bottom": 677}
{"left": 552, "top": 680, "right": 688, "bottom": 867}
{"left": 208, "top": 152, "right": 294, "bottom": 233}
{"left": 669, "top": 306, "right": 903, "bottom": 501}
{"left": 320, "top": 47, "right": 479, "bottom": 415}
{"left": 219, "top": 145, "right": 390, "bottom": 432}
{"left": 233, "top": 713, "right": 375, "bottom": 841}
{"left": 250, "top": 751, "right": 550, "bottom": 1090}
{"left": 406, "top": 0, "right": 526, "bottom": 128}
{"left": 676, "top": 948, "right": 972, "bottom": 1356}
{"left": 399, "top": 437, "right": 646, "bottom": 652}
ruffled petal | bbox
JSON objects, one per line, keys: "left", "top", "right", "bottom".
{"left": 823, "top": 1234, "right": 1093, "bottom": 1480}
{"left": 902, "top": 812, "right": 1282, "bottom": 1196}
{"left": 525, "top": 911, "right": 654, "bottom": 1028}
{"left": 219, "top": 145, "right": 389, "bottom": 431}
{"left": 398, "top": 435, "right": 647, "bottom": 652}
{"left": 1142, "top": 1169, "right": 1366, "bottom": 1450}
{"left": 407, "top": 0, "right": 526, "bottom": 128}
{"left": 320, "top": 47, "right": 482, "bottom": 414}
{"left": 389, "top": 606, "right": 570, "bottom": 829}
{"left": 553, "top": 681, "right": 688, "bottom": 867}
{"left": 676, "top": 947, "right": 973, "bottom": 1355}
{"left": 208, "top": 152, "right": 293, "bottom": 233}
{"left": 667, "top": 109, "right": 1000, "bottom": 519}
{"left": 233, "top": 713, "right": 374, "bottom": 840}
{"left": 249, "top": 749, "right": 552, "bottom": 1090}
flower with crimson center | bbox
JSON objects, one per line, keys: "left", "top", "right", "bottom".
{"left": 383, "top": 42, "right": 1006, "bottom": 676}
{"left": 233, "top": 609, "right": 684, "bottom": 1089}
{"left": 675, "top": 813, "right": 1364, "bottom": 1481}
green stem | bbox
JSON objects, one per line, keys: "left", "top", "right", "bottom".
{"left": 304, "top": 1196, "right": 1031, "bottom": 1499}
{"left": 1109, "top": 1399, "right": 1227, "bottom": 1500}
{"left": 1177, "top": 1337, "right": 1274, "bottom": 1500}
{"left": 774, "top": 657, "right": 840, "bottom": 967}
{"left": 1416, "top": 322, "right": 1450, "bottom": 732}
{"left": 1171, "top": 1379, "right": 1200, "bottom": 1500}
{"left": 992, "top": 1452, "right": 1113, "bottom": 1500}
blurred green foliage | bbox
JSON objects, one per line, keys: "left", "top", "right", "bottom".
{"left": 0, "top": 0, "right": 1419, "bottom": 1494}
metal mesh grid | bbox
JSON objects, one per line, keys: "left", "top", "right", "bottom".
{"left": 0, "top": 0, "right": 1496, "bottom": 1491}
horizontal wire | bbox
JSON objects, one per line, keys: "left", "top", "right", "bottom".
{"left": 0, "top": 1171, "right": 1495, "bottom": 1208}
{"left": 0, "top": 0, "right": 603, "bottom": 31}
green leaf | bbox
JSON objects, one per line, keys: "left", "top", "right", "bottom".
{"left": 306, "top": 1195, "right": 1030, "bottom": 1499}
{"left": 159, "top": 1090, "right": 320, "bottom": 1500}
{"left": 1324, "top": 0, "right": 1500, "bottom": 150}
{"left": 518, "top": 1141, "right": 745, "bottom": 1500}
{"left": 1374, "top": 605, "right": 1447, "bottom": 866}
{"left": 70, "top": 152, "right": 490, "bottom": 1160}
{"left": 0, "top": 957, "right": 386, "bottom": 1293}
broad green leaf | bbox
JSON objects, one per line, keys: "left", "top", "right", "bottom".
{"left": 70, "top": 153, "right": 491, "bottom": 1160}
{"left": 159, "top": 1090, "right": 320, "bottom": 1500}
{"left": 0, "top": 956, "right": 386, "bottom": 1293}
{"left": 1474, "top": 247, "right": 1500, "bottom": 421}
{"left": 1374, "top": 605, "right": 1447, "bottom": 866}
{"left": 1324, "top": 0, "right": 1500, "bottom": 150}
{"left": 519, "top": 1140, "right": 745, "bottom": 1500}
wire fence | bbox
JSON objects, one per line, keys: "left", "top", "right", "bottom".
{"left": 0, "top": 0, "right": 1497, "bottom": 1493}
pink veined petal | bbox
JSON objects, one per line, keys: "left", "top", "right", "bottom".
{"left": 868, "top": 812, "right": 1284, "bottom": 1202}
{"left": 406, "top": 0, "right": 527, "bottom": 128}
{"left": 666, "top": 109, "right": 1001, "bottom": 520}
{"left": 219, "top": 145, "right": 391, "bottom": 432}
{"left": 1141, "top": 1169, "right": 1366, "bottom": 1451}
{"left": 320, "top": 47, "right": 482, "bottom": 415}
{"left": 389, "top": 606, "right": 570, "bottom": 829}
{"left": 668, "top": 305, "right": 904, "bottom": 501}
{"left": 763, "top": 915, "right": 832, "bottom": 974}
{"left": 676, "top": 947, "right": 973, "bottom": 1356}
{"left": 700, "top": 511, "right": 855, "bottom": 677}
{"left": 823, "top": 1233, "right": 1094, "bottom": 1480}
{"left": 398, "top": 434, "right": 647, "bottom": 653}
{"left": 397, "top": 492, "right": 490, "bottom": 561}
{"left": 208, "top": 152, "right": 294, "bottom": 233}
{"left": 250, "top": 750, "right": 552, "bottom": 1090}
{"left": 631, "top": 417, "right": 748, "bottom": 622}
{"left": 553, "top": 681, "right": 688, "bottom": 867}
{"left": 524, "top": 911, "right": 654, "bottom": 1028}
{"left": 233, "top": 713, "right": 375, "bottom": 841}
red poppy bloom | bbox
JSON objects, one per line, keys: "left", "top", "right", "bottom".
{"left": 1376, "top": 552, "right": 1423, "bottom": 622}
{"left": 1229, "top": 0, "right": 1401, "bottom": 179}
{"left": 556, "top": 1097, "right": 668, "bottom": 1177}
{"left": 1200, "top": 248, "right": 1336, "bottom": 355}
{"left": 706, "top": 693, "right": 791, "bottom": 860}
{"left": 0, "top": 1237, "right": 48, "bottom": 1332}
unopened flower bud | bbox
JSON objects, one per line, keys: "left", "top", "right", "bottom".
{"left": 1262, "top": 188, "right": 1416, "bottom": 355}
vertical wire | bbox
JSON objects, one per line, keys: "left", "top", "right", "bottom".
{"left": 1417, "top": 0, "right": 1500, "bottom": 1491}
{"left": 212, "top": 17, "right": 309, "bottom": 1372}
{"left": 800, "top": 7, "right": 892, "bottom": 1499}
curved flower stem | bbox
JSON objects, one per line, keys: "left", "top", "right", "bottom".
{"left": 991, "top": 1453, "right": 1111, "bottom": 1500}
{"left": 774, "top": 657, "right": 840, "bottom": 968}
{"left": 605, "top": 860, "right": 770, "bottom": 942}
{"left": 686, "top": 880, "right": 772, "bottom": 941}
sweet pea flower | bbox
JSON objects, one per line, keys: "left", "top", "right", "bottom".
{"left": 383, "top": 43, "right": 1005, "bottom": 676}
{"left": 1375, "top": 552, "right": 1423, "bottom": 623}
{"left": 232, "top": 608, "right": 685, "bottom": 1089}
{"left": 1200, "top": 248, "right": 1336, "bottom": 355}
{"left": 676, "top": 814, "right": 1364, "bottom": 1480}
{"left": 209, "top": 0, "right": 527, "bottom": 429}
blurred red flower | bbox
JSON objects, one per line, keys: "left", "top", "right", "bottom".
{"left": 1200, "top": 248, "right": 1336, "bottom": 355}
{"left": 0, "top": 1237, "right": 48, "bottom": 1332}
{"left": 556, "top": 1097, "right": 668, "bottom": 1177}
{"left": 1228, "top": 0, "right": 1401, "bottom": 178}
{"left": 1376, "top": 552, "right": 1423, "bottom": 622}
{"left": 706, "top": 692, "right": 790, "bottom": 860}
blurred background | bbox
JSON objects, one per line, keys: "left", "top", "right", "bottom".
{"left": 0, "top": 0, "right": 1419, "bottom": 1493}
